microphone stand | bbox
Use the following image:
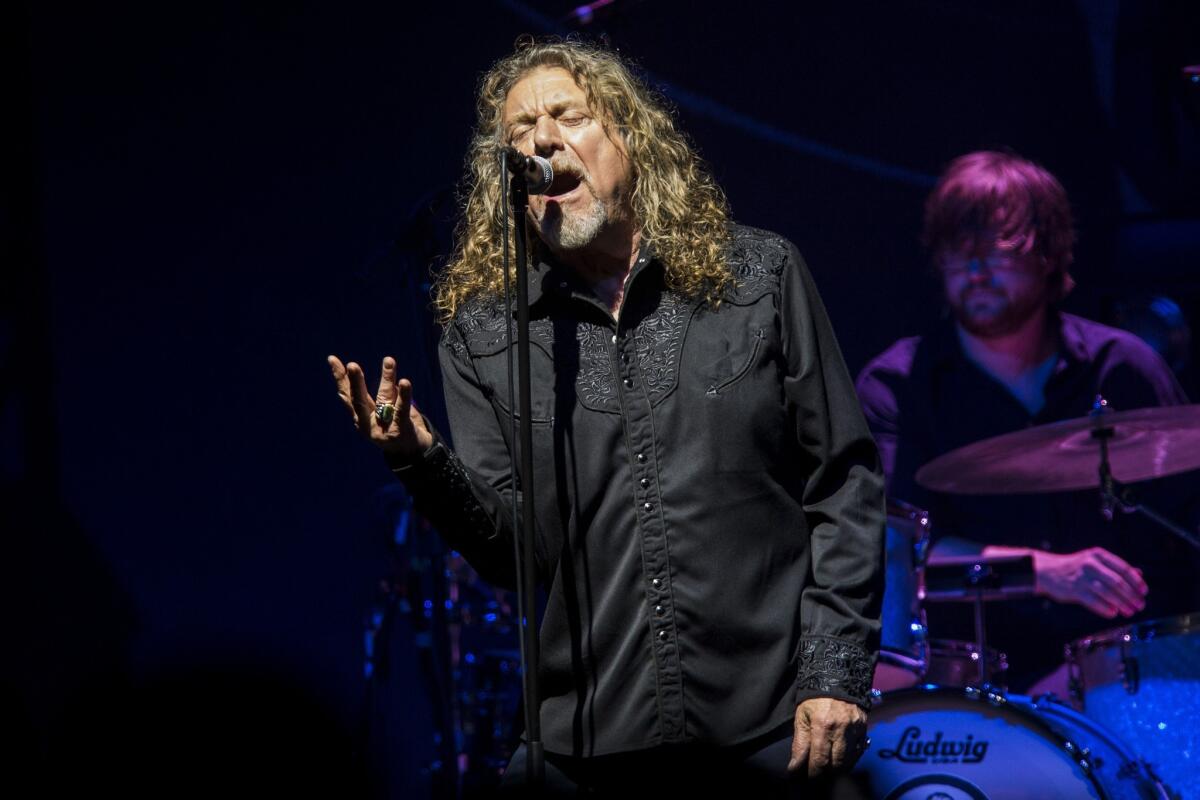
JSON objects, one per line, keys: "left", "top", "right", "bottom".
{"left": 500, "top": 155, "right": 544, "bottom": 792}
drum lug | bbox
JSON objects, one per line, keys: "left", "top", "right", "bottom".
{"left": 964, "top": 684, "right": 1008, "bottom": 706}
{"left": 1066, "top": 649, "right": 1085, "bottom": 708}
{"left": 1119, "top": 649, "right": 1140, "bottom": 695}
{"left": 1063, "top": 740, "right": 1094, "bottom": 774}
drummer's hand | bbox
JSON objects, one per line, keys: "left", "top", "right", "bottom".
{"left": 788, "top": 697, "right": 869, "bottom": 778}
{"left": 1031, "top": 547, "right": 1148, "bottom": 618}
{"left": 328, "top": 355, "right": 433, "bottom": 458}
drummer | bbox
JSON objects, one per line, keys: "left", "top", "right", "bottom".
{"left": 856, "top": 150, "right": 1200, "bottom": 692}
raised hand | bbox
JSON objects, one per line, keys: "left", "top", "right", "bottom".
{"left": 328, "top": 355, "right": 433, "bottom": 459}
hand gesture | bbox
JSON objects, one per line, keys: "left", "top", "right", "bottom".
{"left": 327, "top": 355, "right": 433, "bottom": 459}
{"left": 1032, "top": 546, "right": 1148, "bottom": 618}
{"left": 788, "top": 697, "right": 869, "bottom": 778}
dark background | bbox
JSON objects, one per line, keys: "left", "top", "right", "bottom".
{"left": 4, "top": 0, "right": 1198, "bottom": 795}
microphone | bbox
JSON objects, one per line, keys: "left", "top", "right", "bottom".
{"left": 502, "top": 147, "right": 554, "bottom": 195}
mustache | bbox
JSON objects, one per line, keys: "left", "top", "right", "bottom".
{"left": 961, "top": 286, "right": 1003, "bottom": 301}
{"left": 548, "top": 155, "right": 589, "bottom": 182}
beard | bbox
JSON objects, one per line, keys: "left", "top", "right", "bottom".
{"left": 949, "top": 285, "right": 1045, "bottom": 338}
{"left": 537, "top": 188, "right": 609, "bottom": 250}
{"left": 529, "top": 153, "right": 628, "bottom": 252}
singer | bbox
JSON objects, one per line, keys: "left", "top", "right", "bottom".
{"left": 329, "top": 38, "right": 884, "bottom": 796}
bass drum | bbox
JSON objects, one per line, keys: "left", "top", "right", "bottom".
{"left": 844, "top": 687, "right": 1166, "bottom": 800}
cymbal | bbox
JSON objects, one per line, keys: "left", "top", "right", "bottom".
{"left": 915, "top": 404, "right": 1200, "bottom": 494}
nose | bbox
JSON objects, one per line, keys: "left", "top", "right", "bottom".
{"left": 532, "top": 116, "right": 564, "bottom": 158}
{"left": 964, "top": 257, "right": 992, "bottom": 285}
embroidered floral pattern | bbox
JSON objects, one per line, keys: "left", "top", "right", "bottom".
{"left": 445, "top": 225, "right": 792, "bottom": 410}
{"left": 725, "top": 226, "right": 788, "bottom": 302}
{"left": 576, "top": 321, "right": 618, "bottom": 409}
{"left": 795, "top": 636, "right": 874, "bottom": 706}
{"left": 630, "top": 293, "right": 691, "bottom": 402}
{"left": 447, "top": 297, "right": 508, "bottom": 357}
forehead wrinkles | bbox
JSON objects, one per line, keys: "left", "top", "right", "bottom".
{"left": 502, "top": 69, "right": 590, "bottom": 124}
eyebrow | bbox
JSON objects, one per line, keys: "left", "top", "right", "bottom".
{"left": 505, "top": 98, "right": 585, "bottom": 130}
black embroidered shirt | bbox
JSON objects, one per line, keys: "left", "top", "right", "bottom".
{"left": 396, "top": 225, "right": 885, "bottom": 757}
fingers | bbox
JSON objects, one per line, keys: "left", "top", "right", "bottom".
{"left": 1091, "top": 548, "right": 1149, "bottom": 597}
{"left": 829, "top": 725, "right": 849, "bottom": 772}
{"left": 345, "top": 361, "right": 376, "bottom": 432}
{"left": 788, "top": 711, "right": 810, "bottom": 774}
{"left": 328, "top": 356, "right": 360, "bottom": 423}
{"left": 377, "top": 357, "right": 398, "bottom": 406}
{"left": 1078, "top": 582, "right": 1121, "bottom": 618}
{"left": 806, "top": 722, "right": 833, "bottom": 779}
{"left": 1087, "top": 562, "right": 1145, "bottom": 617}
{"left": 397, "top": 377, "right": 414, "bottom": 421}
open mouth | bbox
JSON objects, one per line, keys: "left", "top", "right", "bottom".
{"left": 546, "top": 171, "right": 583, "bottom": 199}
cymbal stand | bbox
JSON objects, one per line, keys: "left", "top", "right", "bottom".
{"left": 1091, "top": 396, "right": 1200, "bottom": 553}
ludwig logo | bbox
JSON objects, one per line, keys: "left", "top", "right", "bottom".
{"left": 877, "top": 726, "right": 989, "bottom": 764}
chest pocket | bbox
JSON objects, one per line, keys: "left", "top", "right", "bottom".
{"left": 688, "top": 279, "right": 777, "bottom": 398}
{"left": 704, "top": 327, "right": 766, "bottom": 396}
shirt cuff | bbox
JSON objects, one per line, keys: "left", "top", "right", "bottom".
{"left": 383, "top": 414, "right": 441, "bottom": 473}
{"left": 794, "top": 635, "right": 876, "bottom": 712}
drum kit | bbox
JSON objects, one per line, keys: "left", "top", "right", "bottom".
{"left": 850, "top": 402, "right": 1200, "bottom": 799}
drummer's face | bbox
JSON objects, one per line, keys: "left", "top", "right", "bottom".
{"left": 938, "top": 245, "right": 1051, "bottom": 338}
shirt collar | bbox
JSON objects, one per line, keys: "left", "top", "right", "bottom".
{"left": 1057, "top": 311, "right": 1091, "bottom": 363}
{"left": 524, "top": 241, "right": 657, "bottom": 311}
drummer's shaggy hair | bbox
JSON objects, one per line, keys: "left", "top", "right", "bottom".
{"left": 434, "top": 37, "right": 732, "bottom": 323}
{"left": 924, "top": 150, "right": 1076, "bottom": 302}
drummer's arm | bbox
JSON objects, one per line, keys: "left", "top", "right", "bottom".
{"left": 929, "top": 539, "right": 1148, "bottom": 619}
{"left": 927, "top": 536, "right": 987, "bottom": 558}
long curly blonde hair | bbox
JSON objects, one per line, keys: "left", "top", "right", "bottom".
{"left": 435, "top": 37, "right": 732, "bottom": 323}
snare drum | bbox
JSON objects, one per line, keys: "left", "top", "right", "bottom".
{"left": 875, "top": 500, "right": 931, "bottom": 692}
{"left": 1066, "top": 612, "right": 1200, "bottom": 800}
{"left": 849, "top": 687, "right": 1167, "bottom": 799}
{"left": 924, "top": 639, "right": 1008, "bottom": 689}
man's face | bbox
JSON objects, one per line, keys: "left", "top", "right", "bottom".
{"left": 502, "top": 66, "right": 634, "bottom": 251}
{"left": 938, "top": 243, "right": 1051, "bottom": 338}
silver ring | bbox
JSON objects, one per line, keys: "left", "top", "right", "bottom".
{"left": 375, "top": 401, "right": 396, "bottom": 426}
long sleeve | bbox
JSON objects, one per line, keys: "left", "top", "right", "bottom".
{"left": 389, "top": 323, "right": 526, "bottom": 590}
{"left": 780, "top": 245, "right": 886, "bottom": 710}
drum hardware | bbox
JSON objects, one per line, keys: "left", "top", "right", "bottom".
{"left": 923, "top": 554, "right": 1034, "bottom": 687}
{"left": 922, "top": 554, "right": 1035, "bottom": 603}
{"left": 924, "top": 639, "right": 1008, "bottom": 690}
{"left": 1090, "top": 398, "right": 1200, "bottom": 553}
{"left": 1119, "top": 646, "right": 1139, "bottom": 696}
{"left": 960, "top": 683, "right": 1007, "bottom": 707}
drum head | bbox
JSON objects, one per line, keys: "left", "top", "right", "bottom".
{"left": 849, "top": 688, "right": 1121, "bottom": 799}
